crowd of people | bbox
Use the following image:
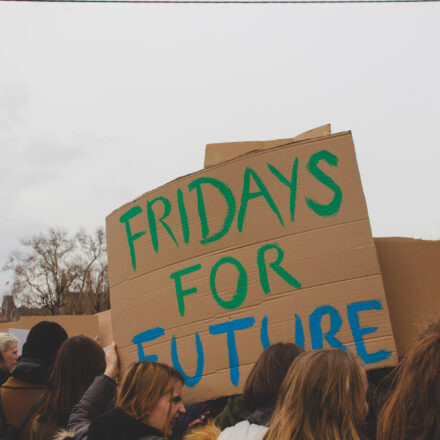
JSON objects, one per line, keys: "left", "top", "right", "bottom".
{"left": 0, "top": 319, "right": 439, "bottom": 440}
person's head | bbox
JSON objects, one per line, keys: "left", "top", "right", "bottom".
{"left": 12, "top": 321, "right": 68, "bottom": 385}
{"left": 377, "top": 331, "right": 440, "bottom": 440}
{"left": 21, "top": 321, "right": 68, "bottom": 363}
{"left": 417, "top": 318, "right": 440, "bottom": 340}
{"left": 363, "top": 366, "right": 397, "bottom": 440}
{"left": 243, "top": 342, "right": 304, "bottom": 411}
{"left": 264, "top": 349, "right": 367, "bottom": 440}
{"left": 0, "top": 333, "right": 19, "bottom": 371}
{"left": 37, "top": 335, "right": 106, "bottom": 426}
{"left": 117, "top": 361, "right": 185, "bottom": 435}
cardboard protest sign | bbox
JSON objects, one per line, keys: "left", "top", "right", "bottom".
{"left": 96, "top": 309, "right": 114, "bottom": 348}
{"left": 374, "top": 237, "right": 440, "bottom": 357}
{"left": 204, "top": 124, "right": 331, "bottom": 167}
{"left": 0, "top": 315, "right": 99, "bottom": 340}
{"left": 106, "top": 131, "right": 397, "bottom": 402}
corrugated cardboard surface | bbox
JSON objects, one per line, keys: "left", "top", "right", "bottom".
{"left": 0, "top": 315, "right": 98, "bottom": 339}
{"left": 204, "top": 124, "right": 331, "bottom": 167}
{"left": 108, "top": 132, "right": 369, "bottom": 286}
{"left": 106, "top": 131, "right": 397, "bottom": 402}
{"left": 96, "top": 310, "right": 114, "bottom": 348}
{"left": 375, "top": 237, "right": 440, "bottom": 357}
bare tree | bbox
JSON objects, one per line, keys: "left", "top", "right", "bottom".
{"left": 3, "top": 227, "right": 110, "bottom": 315}
{"left": 74, "top": 227, "right": 109, "bottom": 313}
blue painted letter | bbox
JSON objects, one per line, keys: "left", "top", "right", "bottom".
{"left": 132, "top": 327, "right": 165, "bottom": 361}
{"left": 171, "top": 333, "right": 204, "bottom": 387}
{"left": 260, "top": 316, "right": 270, "bottom": 350}
{"left": 309, "top": 305, "right": 347, "bottom": 350}
{"left": 347, "top": 300, "right": 392, "bottom": 364}
{"left": 209, "top": 317, "right": 255, "bottom": 386}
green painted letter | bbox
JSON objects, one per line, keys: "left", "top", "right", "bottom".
{"left": 188, "top": 177, "right": 236, "bottom": 245}
{"left": 119, "top": 206, "right": 146, "bottom": 272}
{"left": 177, "top": 188, "right": 190, "bottom": 244}
{"left": 268, "top": 157, "right": 299, "bottom": 222}
{"left": 147, "top": 196, "right": 179, "bottom": 253}
{"left": 210, "top": 257, "right": 247, "bottom": 310}
{"left": 257, "top": 243, "right": 301, "bottom": 294}
{"left": 170, "top": 264, "right": 202, "bottom": 317}
{"left": 305, "top": 150, "right": 342, "bottom": 217}
{"left": 238, "top": 167, "right": 284, "bottom": 232}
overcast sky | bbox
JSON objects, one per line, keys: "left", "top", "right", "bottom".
{"left": 0, "top": 0, "right": 439, "bottom": 294}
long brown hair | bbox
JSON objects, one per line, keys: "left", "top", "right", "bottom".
{"left": 37, "top": 335, "right": 106, "bottom": 426}
{"left": 263, "top": 349, "right": 367, "bottom": 440}
{"left": 377, "top": 332, "right": 440, "bottom": 440}
{"left": 117, "top": 361, "right": 184, "bottom": 426}
{"left": 243, "top": 342, "right": 304, "bottom": 411}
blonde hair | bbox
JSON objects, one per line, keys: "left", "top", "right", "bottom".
{"left": 184, "top": 420, "right": 220, "bottom": 440}
{"left": 263, "top": 349, "right": 367, "bottom": 440}
{"left": 0, "top": 332, "right": 18, "bottom": 359}
{"left": 117, "top": 361, "right": 184, "bottom": 426}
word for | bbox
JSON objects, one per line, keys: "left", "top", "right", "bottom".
{"left": 119, "top": 150, "right": 342, "bottom": 271}
{"left": 170, "top": 242, "right": 301, "bottom": 316}
{"left": 132, "top": 300, "right": 392, "bottom": 387}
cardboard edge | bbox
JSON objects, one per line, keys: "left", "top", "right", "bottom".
{"left": 204, "top": 124, "right": 332, "bottom": 168}
{"left": 105, "top": 130, "right": 352, "bottom": 220}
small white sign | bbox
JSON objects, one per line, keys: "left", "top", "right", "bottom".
{"left": 9, "top": 328, "right": 30, "bottom": 355}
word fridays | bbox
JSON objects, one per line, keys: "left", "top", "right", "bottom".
{"left": 119, "top": 150, "right": 342, "bottom": 272}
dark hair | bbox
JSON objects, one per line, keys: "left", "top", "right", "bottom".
{"left": 377, "top": 332, "right": 440, "bottom": 440}
{"left": 37, "top": 335, "right": 106, "bottom": 426}
{"left": 417, "top": 318, "right": 440, "bottom": 340}
{"left": 21, "top": 321, "right": 68, "bottom": 362}
{"left": 364, "top": 366, "right": 396, "bottom": 440}
{"left": 243, "top": 342, "right": 304, "bottom": 411}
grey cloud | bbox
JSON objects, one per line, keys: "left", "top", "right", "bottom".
{"left": 0, "top": 85, "right": 29, "bottom": 132}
